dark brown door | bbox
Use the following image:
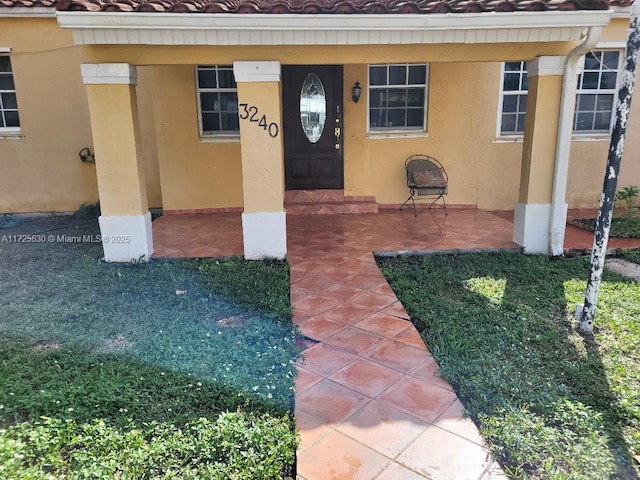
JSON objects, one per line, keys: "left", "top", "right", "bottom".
{"left": 282, "top": 65, "right": 343, "bottom": 190}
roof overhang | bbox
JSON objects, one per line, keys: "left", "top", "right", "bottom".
{"left": 0, "top": 6, "right": 55, "bottom": 16}
{"left": 56, "top": 10, "right": 614, "bottom": 46}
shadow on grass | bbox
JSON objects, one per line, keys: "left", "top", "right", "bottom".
{"left": 0, "top": 216, "right": 299, "bottom": 477}
{"left": 378, "top": 252, "right": 639, "bottom": 479}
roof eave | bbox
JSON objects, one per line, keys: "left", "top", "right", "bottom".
{"left": 0, "top": 6, "right": 56, "bottom": 17}
{"left": 56, "top": 10, "right": 615, "bottom": 46}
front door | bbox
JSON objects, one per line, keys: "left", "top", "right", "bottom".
{"left": 282, "top": 65, "right": 343, "bottom": 190}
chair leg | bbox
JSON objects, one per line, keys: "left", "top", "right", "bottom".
{"left": 400, "top": 194, "right": 418, "bottom": 217}
{"left": 428, "top": 195, "right": 448, "bottom": 215}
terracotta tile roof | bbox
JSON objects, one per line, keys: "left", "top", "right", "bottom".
{"left": 0, "top": 0, "right": 633, "bottom": 13}
{"left": 0, "top": 0, "right": 56, "bottom": 6}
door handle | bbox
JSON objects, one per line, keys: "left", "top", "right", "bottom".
{"left": 335, "top": 127, "right": 341, "bottom": 150}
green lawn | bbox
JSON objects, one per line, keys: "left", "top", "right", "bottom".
{"left": 0, "top": 217, "right": 298, "bottom": 479}
{"left": 378, "top": 252, "right": 640, "bottom": 480}
{"left": 570, "top": 216, "right": 640, "bottom": 238}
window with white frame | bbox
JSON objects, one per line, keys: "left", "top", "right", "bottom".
{"left": 196, "top": 65, "right": 239, "bottom": 136}
{"left": 497, "top": 51, "right": 622, "bottom": 136}
{"left": 574, "top": 50, "right": 622, "bottom": 133}
{"left": 0, "top": 55, "right": 20, "bottom": 132}
{"left": 499, "top": 61, "right": 528, "bottom": 135}
{"left": 368, "top": 63, "right": 428, "bottom": 131}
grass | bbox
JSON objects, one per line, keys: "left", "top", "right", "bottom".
{"left": 378, "top": 252, "right": 640, "bottom": 479}
{"left": 619, "top": 248, "right": 640, "bottom": 265}
{"left": 0, "top": 216, "right": 299, "bottom": 478}
{"left": 569, "top": 216, "right": 640, "bottom": 238}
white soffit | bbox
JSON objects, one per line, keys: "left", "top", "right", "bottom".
{"left": 0, "top": 7, "right": 56, "bottom": 17}
{"left": 56, "top": 10, "right": 614, "bottom": 46}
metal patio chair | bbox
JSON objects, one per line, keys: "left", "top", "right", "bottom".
{"left": 400, "top": 154, "right": 448, "bottom": 217}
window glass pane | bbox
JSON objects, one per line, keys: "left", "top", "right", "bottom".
{"left": 221, "top": 113, "right": 239, "bottom": 131}
{"left": 503, "top": 73, "right": 521, "bottom": 91}
{"left": 600, "top": 72, "right": 617, "bottom": 89}
{"left": 521, "top": 73, "right": 528, "bottom": 90}
{"left": 369, "top": 108, "right": 385, "bottom": 128}
{"left": 406, "top": 108, "right": 423, "bottom": 127}
{"left": 516, "top": 114, "right": 526, "bottom": 132}
{"left": 603, "top": 51, "right": 620, "bottom": 69}
{"left": 578, "top": 94, "right": 595, "bottom": 111}
{"left": 502, "top": 95, "right": 518, "bottom": 113}
{"left": 217, "top": 68, "right": 236, "bottom": 88}
{"left": 200, "top": 92, "right": 218, "bottom": 111}
{"left": 197, "top": 69, "right": 216, "bottom": 89}
{"left": 389, "top": 65, "right": 406, "bottom": 85}
{"left": 581, "top": 72, "right": 600, "bottom": 90}
{"left": 501, "top": 114, "right": 516, "bottom": 133}
{"left": 219, "top": 92, "right": 238, "bottom": 112}
{"left": 594, "top": 112, "right": 611, "bottom": 130}
{"left": 369, "top": 89, "right": 386, "bottom": 108}
{"left": 504, "top": 62, "right": 521, "bottom": 72}
{"left": 575, "top": 112, "right": 593, "bottom": 131}
{"left": 584, "top": 52, "right": 601, "bottom": 70}
{"left": 369, "top": 66, "right": 387, "bottom": 86}
{"left": 406, "top": 88, "right": 424, "bottom": 107}
{"left": 520, "top": 94, "right": 527, "bottom": 111}
{"left": 1, "top": 92, "right": 17, "bottom": 109}
{"left": 202, "top": 112, "right": 220, "bottom": 132}
{"left": 408, "top": 65, "right": 426, "bottom": 84}
{"left": 0, "top": 74, "right": 15, "bottom": 91}
{"left": 387, "top": 109, "right": 405, "bottom": 127}
{"left": 387, "top": 88, "right": 406, "bottom": 107}
{"left": 5, "top": 111, "right": 19, "bottom": 127}
{"left": 596, "top": 94, "right": 613, "bottom": 111}
{"left": 0, "top": 57, "right": 11, "bottom": 73}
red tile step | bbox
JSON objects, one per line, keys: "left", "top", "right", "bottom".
{"left": 285, "top": 190, "right": 379, "bottom": 215}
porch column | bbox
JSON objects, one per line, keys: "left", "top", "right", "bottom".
{"left": 514, "top": 56, "right": 565, "bottom": 254}
{"left": 233, "top": 61, "right": 287, "bottom": 260}
{"left": 81, "top": 63, "right": 153, "bottom": 262}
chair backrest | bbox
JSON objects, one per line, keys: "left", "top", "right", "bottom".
{"left": 405, "top": 155, "right": 447, "bottom": 188}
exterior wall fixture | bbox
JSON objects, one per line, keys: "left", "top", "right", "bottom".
{"left": 352, "top": 81, "right": 362, "bottom": 103}
{"left": 79, "top": 147, "right": 95, "bottom": 163}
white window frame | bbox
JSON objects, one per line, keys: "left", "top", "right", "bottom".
{"left": 573, "top": 49, "right": 623, "bottom": 136}
{"left": 195, "top": 65, "right": 240, "bottom": 139}
{"left": 497, "top": 61, "right": 528, "bottom": 138}
{"left": 367, "top": 63, "right": 429, "bottom": 134}
{"left": 0, "top": 50, "right": 21, "bottom": 135}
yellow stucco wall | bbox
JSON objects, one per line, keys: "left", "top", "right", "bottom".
{"left": 2, "top": 16, "right": 640, "bottom": 214}
{"left": 148, "top": 65, "right": 243, "bottom": 212}
{"left": 0, "top": 18, "right": 97, "bottom": 213}
{"left": 0, "top": 17, "right": 162, "bottom": 214}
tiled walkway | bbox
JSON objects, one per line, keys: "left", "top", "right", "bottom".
{"left": 152, "top": 209, "right": 640, "bottom": 479}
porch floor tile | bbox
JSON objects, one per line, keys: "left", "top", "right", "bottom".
{"left": 150, "top": 209, "right": 640, "bottom": 479}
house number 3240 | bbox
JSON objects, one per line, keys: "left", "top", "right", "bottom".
{"left": 238, "top": 103, "right": 279, "bottom": 138}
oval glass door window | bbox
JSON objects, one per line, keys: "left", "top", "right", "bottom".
{"left": 300, "top": 73, "right": 326, "bottom": 143}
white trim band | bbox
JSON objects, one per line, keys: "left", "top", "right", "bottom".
{"left": 242, "top": 211, "right": 287, "bottom": 260}
{"left": 0, "top": 7, "right": 56, "bottom": 17}
{"left": 513, "top": 203, "right": 552, "bottom": 254}
{"left": 233, "top": 61, "right": 281, "bottom": 83}
{"left": 99, "top": 212, "right": 153, "bottom": 262}
{"left": 528, "top": 56, "right": 566, "bottom": 77}
{"left": 57, "top": 11, "right": 613, "bottom": 46}
{"left": 81, "top": 63, "right": 137, "bottom": 85}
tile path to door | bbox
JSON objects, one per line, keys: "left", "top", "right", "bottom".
{"left": 153, "top": 209, "right": 640, "bottom": 479}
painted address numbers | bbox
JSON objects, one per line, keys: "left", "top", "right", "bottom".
{"left": 238, "top": 103, "right": 279, "bottom": 138}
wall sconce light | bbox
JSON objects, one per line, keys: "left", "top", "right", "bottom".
{"left": 352, "top": 81, "right": 362, "bottom": 103}
{"left": 79, "top": 147, "right": 95, "bottom": 163}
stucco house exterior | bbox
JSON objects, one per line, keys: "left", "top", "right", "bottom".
{"left": 0, "top": 0, "right": 638, "bottom": 261}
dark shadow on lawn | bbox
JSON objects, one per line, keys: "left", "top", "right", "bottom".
{"left": 378, "top": 252, "right": 638, "bottom": 479}
{"left": 0, "top": 215, "right": 299, "bottom": 420}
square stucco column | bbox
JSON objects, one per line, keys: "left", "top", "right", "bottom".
{"left": 82, "top": 63, "right": 153, "bottom": 262}
{"left": 233, "top": 61, "right": 287, "bottom": 260}
{"left": 514, "top": 56, "right": 565, "bottom": 254}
